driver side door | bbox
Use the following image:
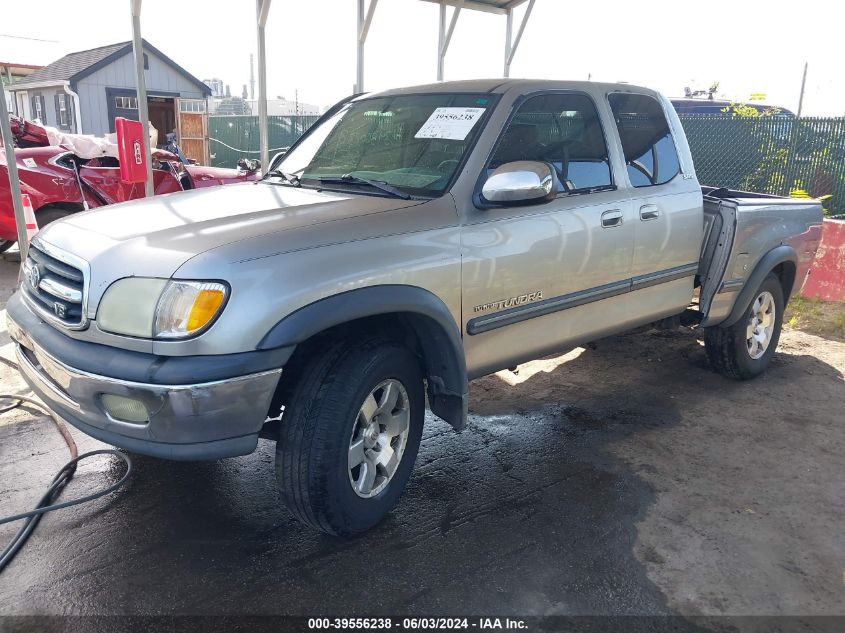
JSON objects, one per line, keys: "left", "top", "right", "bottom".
{"left": 460, "top": 92, "right": 635, "bottom": 377}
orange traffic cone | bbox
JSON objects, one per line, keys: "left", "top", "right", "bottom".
{"left": 22, "top": 194, "right": 38, "bottom": 243}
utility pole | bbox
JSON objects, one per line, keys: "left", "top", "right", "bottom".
{"left": 782, "top": 61, "right": 808, "bottom": 196}
{"left": 796, "top": 61, "right": 808, "bottom": 118}
{"left": 250, "top": 53, "right": 255, "bottom": 101}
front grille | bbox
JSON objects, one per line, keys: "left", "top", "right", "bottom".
{"left": 22, "top": 244, "right": 86, "bottom": 328}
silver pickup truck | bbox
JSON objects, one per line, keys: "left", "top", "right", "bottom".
{"left": 7, "top": 80, "right": 823, "bottom": 535}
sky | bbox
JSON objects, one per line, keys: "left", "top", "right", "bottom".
{"left": 1, "top": 0, "right": 843, "bottom": 116}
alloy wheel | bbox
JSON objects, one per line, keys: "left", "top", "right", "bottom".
{"left": 746, "top": 290, "right": 776, "bottom": 360}
{"left": 348, "top": 379, "right": 411, "bottom": 498}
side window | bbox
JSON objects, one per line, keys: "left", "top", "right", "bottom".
{"left": 30, "top": 95, "right": 45, "bottom": 122}
{"left": 608, "top": 93, "right": 681, "bottom": 187}
{"left": 490, "top": 93, "right": 612, "bottom": 191}
{"left": 55, "top": 94, "right": 70, "bottom": 129}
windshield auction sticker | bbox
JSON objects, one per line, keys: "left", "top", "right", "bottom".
{"left": 414, "top": 107, "right": 486, "bottom": 140}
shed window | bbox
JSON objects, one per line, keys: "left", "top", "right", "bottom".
{"left": 56, "top": 94, "right": 70, "bottom": 128}
{"left": 179, "top": 100, "right": 206, "bottom": 113}
{"left": 30, "top": 95, "right": 45, "bottom": 122}
{"left": 115, "top": 96, "right": 139, "bottom": 109}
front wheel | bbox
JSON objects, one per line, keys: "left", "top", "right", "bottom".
{"left": 0, "top": 239, "right": 15, "bottom": 254}
{"left": 705, "top": 273, "right": 784, "bottom": 380}
{"left": 275, "top": 337, "right": 424, "bottom": 535}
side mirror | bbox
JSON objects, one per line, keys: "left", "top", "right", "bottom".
{"left": 481, "top": 161, "right": 555, "bottom": 205}
{"left": 267, "top": 149, "right": 289, "bottom": 174}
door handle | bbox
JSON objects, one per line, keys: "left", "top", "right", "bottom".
{"left": 601, "top": 209, "right": 624, "bottom": 228}
{"left": 640, "top": 204, "right": 660, "bottom": 221}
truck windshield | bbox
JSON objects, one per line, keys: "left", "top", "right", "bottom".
{"left": 276, "top": 93, "right": 495, "bottom": 197}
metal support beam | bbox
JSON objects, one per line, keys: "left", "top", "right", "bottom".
{"left": 256, "top": 0, "right": 271, "bottom": 174}
{"left": 0, "top": 80, "right": 29, "bottom": 262}
{"left": 4, "top": 67, "right": 14, "bottom": 115}
{"left": 130, "top": 0, "right": 154, "bottom": 197}
{"left": 503, "top": 0, "right": 535, "bottom": 77}
{"left": 355, "top": 0, "right": 379, "bottom": 93}
{"left": 437, "top": 0, "right": 463, "bottom": 81}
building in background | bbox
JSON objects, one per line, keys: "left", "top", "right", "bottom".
{"left": 9, "top": 40, "right": 212, "bottom": 162}
{"left": 211, "top": 96, "right": 252, "bottom": 116}
{"left": 203, "top": 78, "right": 224, "bottom": 98}
{"left": 1, "top": 61, "right": 43, "bottom": 113}
{"left": 245, "top": 96, "right": 320, "bottom": 116}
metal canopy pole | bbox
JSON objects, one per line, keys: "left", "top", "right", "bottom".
{"left": 130, "top": 0, "right": 154, "bottom": 197}
{"left": 503, "top": 0, "right": 535, "bottom": 78}
{"left": 504, "top": 8, "right": 513, "bottom": 77}
{"left": 355, "top": 0, "right": 379, "bottom": 93}
{"left": 437, "top": 0, "right": 464, "bottom": 81}
{"left": 0, "top": 80, "right": 29, "bottom": 262}
{"left": 256, "top": 0, "right": 271, "bottom": 175}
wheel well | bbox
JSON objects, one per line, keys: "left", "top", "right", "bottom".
{"left": 771, "top": 261, "right": 797, "bottom": 304}
{"left": 268, "top": 312, "right": 466, "bottom": 428}
{"left": 37, "top": 202, "right": 85, "bottom": 215}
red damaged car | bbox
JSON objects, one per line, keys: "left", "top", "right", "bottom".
{"left": 0, "top": 116, "right": 259, "bottom": 253}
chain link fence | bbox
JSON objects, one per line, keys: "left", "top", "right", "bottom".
{"left": 209, "top": 113, "right": 845, "bottom": 215}
{"left": 679, "top": 115, "right": 845, "bottom": 216}
{"left": 208, "top": 115, "right": 320, "bottom": 168}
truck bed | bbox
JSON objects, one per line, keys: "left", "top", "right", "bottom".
{"left": 698, "top": 186, "right": 824, "bottom": 327}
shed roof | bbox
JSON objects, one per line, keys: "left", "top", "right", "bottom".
{"left": 9, "top": 40, "right": 211, "bottom": 96}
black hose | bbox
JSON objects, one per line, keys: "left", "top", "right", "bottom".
{"left": 0, "top": 390, "right": 132, "bottom": 573}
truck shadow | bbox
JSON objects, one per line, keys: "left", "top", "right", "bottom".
{"left": 3, "top": 327, "right": 842, "bottom": 622}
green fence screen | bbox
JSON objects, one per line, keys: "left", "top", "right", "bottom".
{"left": 208, "top": 115, "right": 320, "bottom": 169}
{"left": 209, "top": 114, "right": 845, "bottom": 214}
{"left": 679, "top": 116, "right": 845, "bottom": 215}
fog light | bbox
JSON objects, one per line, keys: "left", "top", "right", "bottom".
{"left": 101, "top": 394, "right": 149, "bottom": 424}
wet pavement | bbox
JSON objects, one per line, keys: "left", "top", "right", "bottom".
{"left": 1, "top": 256, "right": 844, "bottom": 626}
{"left": 1, "top": 406, "right": 669, "bottom": 616}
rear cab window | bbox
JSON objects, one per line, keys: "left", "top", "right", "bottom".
{"left": 488, "top": 92, "right": 614, "bottom": 194}
{"left": 607, "top": 93, "right": 681, "bottom": 188}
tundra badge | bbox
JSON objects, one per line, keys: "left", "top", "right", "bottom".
{"left": 474, "top": 291, "right": 543, "bottom": 313}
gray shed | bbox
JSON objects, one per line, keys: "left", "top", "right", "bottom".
{"left": 9, "top": 40, "right": 212, "bottom": 163}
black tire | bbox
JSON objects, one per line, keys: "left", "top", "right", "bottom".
{"left": 275, "top": 337, "right": 424, "bottom": 535}
{"left": 705, "top": 273, "right": 784, "bottom": 380}
{"left": 0, "top": 239, "right": 15, "bottom": 254}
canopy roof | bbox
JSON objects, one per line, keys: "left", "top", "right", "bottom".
{"left": 418, "top": 0, "right": 530, "bottom": 14}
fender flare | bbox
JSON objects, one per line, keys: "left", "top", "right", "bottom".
{"left": 258, "top": 285, "right": 468, "bottom": 429}
{"left": 721, "top": 245, "right": 798, "bottom": 328}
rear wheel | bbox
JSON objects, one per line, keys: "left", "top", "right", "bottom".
{"left": 275, "top": 337, "right": 424, "bottom": 535}
{"left": 705, "top": 273, "right": 784, "bottom": 380}
{"left": 0, "top": 240, "right": 14, "bottom": 254}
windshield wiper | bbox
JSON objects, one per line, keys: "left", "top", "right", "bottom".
{"left": 315, "top": 174, "right": 411, "bottom": 200}
{"left": 263, "top": 169, "right": 300, "bottom": 186}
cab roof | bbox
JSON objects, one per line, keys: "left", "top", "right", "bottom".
{"left": 367, "top": 78, "right": 659, "bottom": 99}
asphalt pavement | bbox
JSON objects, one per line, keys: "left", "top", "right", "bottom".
{"left": 1, "top": 257, "right": 843, "bottom": 632}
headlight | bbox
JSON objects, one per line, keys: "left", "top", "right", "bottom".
{"left": 97, "top": 278, "right": 228, "bottom": 339}
{"left": 153, "top": 281, "right": 227, "bottom": 339}
{"left": 97, "top": 278, "right": 168, "bottom": 338}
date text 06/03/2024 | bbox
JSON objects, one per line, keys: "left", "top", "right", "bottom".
{"left": 306, "top": 617, "right": 528, "bottom": 630}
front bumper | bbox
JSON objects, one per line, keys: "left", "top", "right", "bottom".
{"left": 7, "top": 296, "right": 284, "bottom": 460}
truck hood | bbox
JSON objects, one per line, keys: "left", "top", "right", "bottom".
{"left": 36, "top": 182, "right": 425, "bottom": 305}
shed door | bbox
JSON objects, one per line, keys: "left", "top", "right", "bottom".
{"left": 177, "top": 99, "right": 208, "bottom": 165}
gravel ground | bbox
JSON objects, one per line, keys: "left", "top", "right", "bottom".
{"left": 0, "top": 255, "right": 843, "bottom": 628}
